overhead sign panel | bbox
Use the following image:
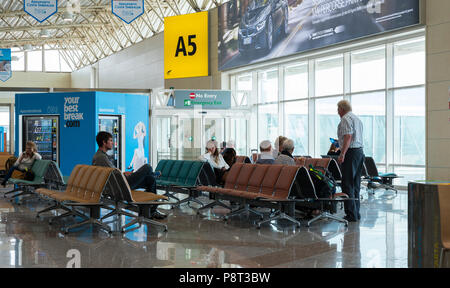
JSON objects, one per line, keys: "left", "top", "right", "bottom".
{"left": 24, "top": 0, "right": 58, "bottom": 23}
{"left": 174, "top": 90, "right": 231, "bottom": 109}
{"left": 164, "top": 12, "right": 209, "bottom": 79}
{"left": 112, "top": 0, "right": 144, "bottom": 24}
{"left": 0, "top": 49, "right": 12, "bottom": 82}
{"left": 218, "top": 0, "right": 420, "bottom": 71}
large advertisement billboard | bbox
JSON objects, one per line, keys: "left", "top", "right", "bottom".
{"left": 218, "top": 0, "right": 420, "bottom": 71}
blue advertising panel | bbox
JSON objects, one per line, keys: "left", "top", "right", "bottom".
{"left": 218, "top": 0, "right": 420, "bottom": 71}
{"left": 174, "top": 90, "right": 232, "bottom": 109}
{"left": 112, "top": 0, "right": 144, "bottom": 24}
{"left": 0, "top": 127, "right": 4, "bottom": 152}
{"left": 24, "top": 0, "right": 58, "bottom": 23}
{"left": 16, "top": 92, "right": 96, "bottom": 176}
{"left": 15, "top": 92, "right": 149, "bottom": 176}
{"left": 96, "top": 92, "right": 149, "bottom": 172}
{"left": 0, "top": 49, "right": 12, "bottom": 82}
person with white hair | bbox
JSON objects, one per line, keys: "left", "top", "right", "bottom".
{"left": 337, "top": 99, "right": 365, "bottom": 223}
{"left": 256, "top": 140, "right": 275, "bottom": 164}
{"left": 274, "top": 139, "right": 296, "bottom": 166}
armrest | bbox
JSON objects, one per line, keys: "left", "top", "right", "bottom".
{"left": 172, "top": 185, "right": 197, "bottom": 190}
{"left": 63, "top": 202, "right": 103, "bottom": 206}
{"left": 131, "top": 200, "right": 179, "bottom": 206}
{"left": 256, "top": 198, "right": 306, "bottom": 203}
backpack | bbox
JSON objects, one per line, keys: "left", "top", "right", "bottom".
{"left": 24, "top": 169, "right": 35, "bottom": 181}
{"left": 308, "top": 164, "right": 337, "bottom": 198}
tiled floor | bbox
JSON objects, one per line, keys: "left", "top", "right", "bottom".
{"left": 0, "top": 186, "right": 407, "bottom": 268}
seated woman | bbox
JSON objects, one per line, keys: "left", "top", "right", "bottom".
{"left": 2, "top": 141, "right": 42, "bottom": 186}
{"left": 199, "top": 140, "right": 229, "bottom": 184}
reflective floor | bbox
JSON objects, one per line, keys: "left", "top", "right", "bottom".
{"left": 0, "top": 186, "right": 407, "bottom": 268}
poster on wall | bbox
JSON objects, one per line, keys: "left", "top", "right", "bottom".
{"left": 218, "top": 0, "right": 420, "bottom": 71}
{"left": 0, "top": 49, "right": 12, "bottom": 82}
{"left": 24, "top": 0, "right": 58, "bottom": 22}
{"left": 112, "top": 0, "right": 144, "bottom": 24}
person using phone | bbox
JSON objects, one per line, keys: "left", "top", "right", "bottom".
{"left": 2, "top": 141, "right": 41, "bottom": 187}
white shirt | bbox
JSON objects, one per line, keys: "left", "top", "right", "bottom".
{"left": 338, "top": 111, "right": 364, "bottom": 149}
{"left": 15, "top": 152, "right": 42, "bottom": 170}
{"left": 199, "top": 152, "right": 230, "bottom": 170}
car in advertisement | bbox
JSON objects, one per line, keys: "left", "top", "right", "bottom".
{"left": 238, "top": 0, "right": 289, "bottom": 56}
{"left": 218, "top": 0, "right": 420, "bottom": 71}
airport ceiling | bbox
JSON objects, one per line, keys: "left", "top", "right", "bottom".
{"left": 0, "top": 0, "right": 224, "bottom": 71}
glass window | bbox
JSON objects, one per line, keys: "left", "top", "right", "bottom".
{"left": 284, "top": 100, "right": 308, "bottom": 156}
{"left": 230, "top": 118, "right": 248, "bottom": 156}
{"left": 284, "top": 63, "right": 308, "bottom": 100}
{"left": 315, "top": 55, "right": 343, "bottom": 97}
{"left": 44, "top": 50, "right": 60, "bottom": 72}
{"left": 27, "top": 50, "right": 43, "bottom": 71}
{"left": 393, "top": 167, "right": 425, "bottom": 185}
{"left": 258, "top": 104, "right": 278, "bottom": 147}
{"left": 394, "top": 87, "right": 425, "bottom": 166}
{"left": 60, "top": 53, "right": 72, "bottom": 72}
{"left": 351, "top": 91, "right": 386, "bottom": 163}
{"left": 258, "top": 69, "right": 278, "bottom": 103}
{"left": 234, "top": 73, "right": 252, "bottom": 106}
{"left": 0, "top": 106, "right": 10, "bottom": 153}
{"left": 315, "top": 96, "right": 342, "bottom": 157}
{"left": 237, "top": 73, "right": 252, "bottom": 91}
{"left": 351, "top": 46, "right": 385, "bottom": 92}
{"left": 11, "top": 51, "right": 25, "bottom": 71}
{"left": 394, "top": 37, "right": 425, "bottom": 87}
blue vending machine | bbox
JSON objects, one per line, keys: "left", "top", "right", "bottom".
{"left": 15, "top": 92, "right": 149, "bottom": 176}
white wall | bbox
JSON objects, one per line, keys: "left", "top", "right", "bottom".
{"left": 71, "top": 33, "right": 164, "bottom": 90}
{"left": 426, "top": 0, "right": 450, "bottom": 181}
{"left": 71, "top": 65, "right": 92, "bottom": 88}
{"left": 0, "top": 72, "right": 71, "bottom": 88}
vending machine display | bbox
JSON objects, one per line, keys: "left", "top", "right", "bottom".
{"left": 98, "top": 115, "right": 121, "bottom": 169}
{"left": 23, "top": 116, "right": 58, "bottom": 163}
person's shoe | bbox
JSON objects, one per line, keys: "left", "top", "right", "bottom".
{"left": 151, "top": 211, "right": 167, "bottom": 220}
{"left": 343, "top": 215, "right": 357, "bottom": 222}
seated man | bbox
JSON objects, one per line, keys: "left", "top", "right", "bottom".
{"left": 256, "top": 140, "right": 275, "bottom": 164}
{"left": 92, "top": 131, "right": 166, "bottom": 220}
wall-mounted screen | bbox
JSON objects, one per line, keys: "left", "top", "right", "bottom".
{"left": 218, "top": 0, "right": 420, "bottom": 71}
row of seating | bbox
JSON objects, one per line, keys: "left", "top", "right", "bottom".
{"left": 197, "top": 163, "right": 351, "bottom": 228}
{"left": 35, "top": 165, "right": 171, "bottom": 233}
{"left": 3, "top": 159, "right": 63, "bottom": 202}
{"left": 154, "top": 159, "right": 210, "bottom": 206}
{"left": 0, "top": 161, "right": 172, "bottom": 234}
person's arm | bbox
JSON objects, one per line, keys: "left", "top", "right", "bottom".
{"left": 15, "top": 152, "right": 24, "bottom": 166}
{"left": 338, "top": 134, "right": 352, "bottom": 164}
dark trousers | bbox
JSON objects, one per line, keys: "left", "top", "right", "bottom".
{"left": 341, "top": 148, "right": 365, "bottom": 220}
{"left": 125, "top": 164, "right": 157, "bottom": 213}
{"left": 2, "top": 165, "right": 25, "bottom": 184}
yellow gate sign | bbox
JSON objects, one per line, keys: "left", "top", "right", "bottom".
{"left": 164, "top": 12, "right": 209, "bottom": 79}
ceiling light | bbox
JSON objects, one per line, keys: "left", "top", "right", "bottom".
{"left": 40, "top": 29, "right": 50, "bottom": 38}
{"left": 23, "top": 44, "right": 33, "bottom": 51}
{"left": 63, "top": 11, "right": 73, "bottom": 22}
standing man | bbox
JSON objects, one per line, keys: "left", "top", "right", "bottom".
{"left": 336, "top": 100, "right": 365, "bottom": 222}
{"left": 92, "top": 131, "right": 166, "bottom": 220}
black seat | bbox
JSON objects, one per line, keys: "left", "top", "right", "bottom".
{"left": 363, "top": 157, "right": 401, "bottom": 194}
